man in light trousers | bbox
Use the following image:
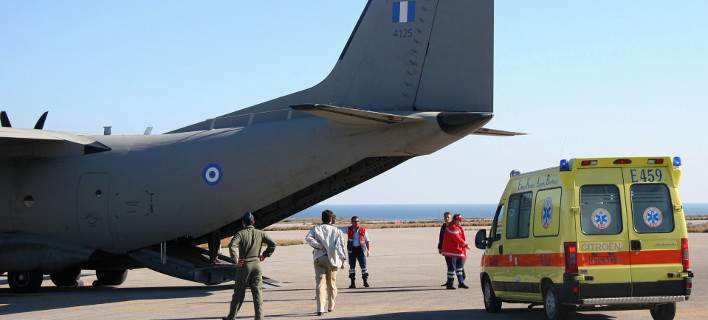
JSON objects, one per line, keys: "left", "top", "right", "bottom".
{"left": 305, "top": 210, "right": 347, "bottom": 316}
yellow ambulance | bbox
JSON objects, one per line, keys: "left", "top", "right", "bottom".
{"left": 474, "top": 156, "right": 692, "bottom": 320}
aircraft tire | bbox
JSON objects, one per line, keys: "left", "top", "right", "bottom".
{"left": 95, "top": 269, "right": 128, "bottom": 286}
{"left": 50, "top": 269, "right": 81, "bottom": 287}
{"left": 7, "top": 271, "right": 43, "bottom": 293}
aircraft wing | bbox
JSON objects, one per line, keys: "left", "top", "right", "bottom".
{"left": 0, "top": 127, "right": 110, "bottom": 158}
{"left": 291, "top": 104, "right": 423, "bottom": 125}
{"left": 472, "top": 128, "right": 526, "bottom": 136}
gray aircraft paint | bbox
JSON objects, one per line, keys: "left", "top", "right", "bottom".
{"left": 172, "top": 0, "right": 493, "bottom": 132}
{"left": 0, "top": 0, "right": 498, "bottom": 278}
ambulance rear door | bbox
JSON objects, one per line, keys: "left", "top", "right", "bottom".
{"left": 575, "top": 167, "right": 632, "bottom": 298}
{"left": 622, "top": 165, "right": 685, "bottom": 297}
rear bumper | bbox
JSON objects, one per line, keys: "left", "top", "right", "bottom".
{"left": 580, "top": 295, "right": 686, "bottom": 306}
{"left": 560, "top": 273, "right": 693, "bottom": 306}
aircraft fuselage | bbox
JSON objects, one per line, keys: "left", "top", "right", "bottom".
{"left": 0, "top": 112, "right": 476, "bottom": 272}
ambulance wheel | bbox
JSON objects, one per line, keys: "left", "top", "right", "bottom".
{"left": 543, "top": 286, "right": 572, "bottom": 320}
{"left": 50, "top": 268, "right": 81, "bottom": 287}
{"left": 482, "top": 278, "right": 502, "bottom": 312}
{"left": 650, "top": 303, "right": 676, "bottom": 320}
{"left": 7, "top": 271, "right": 43, "bottom": 293}
{"left": 95, "top": 269, "right": 128, "bottom": 286}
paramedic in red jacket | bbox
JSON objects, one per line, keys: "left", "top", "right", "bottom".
{"left": 347, "top": 216, "right": 371, "bottom": 288}
{"left": 441, "top": 214, "right": 469, "bottom": 289}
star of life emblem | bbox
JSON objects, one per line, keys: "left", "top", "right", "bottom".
{"left": 643, "top": 207, "right": 663, "bottom": 228}
{"left": 591, "top": 208, "right": 611, "bottom": 230}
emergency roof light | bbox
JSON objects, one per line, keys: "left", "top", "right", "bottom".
{"left": 560, "top": 159, "right": 570, "bottom": 171}
{"left": 673, "top": 156, "right": 682, "bottom": 167}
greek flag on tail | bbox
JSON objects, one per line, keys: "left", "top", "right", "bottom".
{"left": 392, "top": 1, "right": 416, "bottom": 23}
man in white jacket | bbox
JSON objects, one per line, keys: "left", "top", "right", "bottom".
{"left": 305, "top": 210, "right": 347, "bottom": 316}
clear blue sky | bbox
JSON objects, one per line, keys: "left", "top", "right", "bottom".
{"left": 1, "top": 1, "right": 706, "bottom": 203}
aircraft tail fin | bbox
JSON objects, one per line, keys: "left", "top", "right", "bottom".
{"left": 172, "top": 0, "right": 493, "bottom": 133}
{"left": 314, "top": 0, "right": 494, "bottom": 113}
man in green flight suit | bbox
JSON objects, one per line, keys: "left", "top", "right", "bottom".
{"left": 223, "top": 212, "right": 276, "bottom": 320}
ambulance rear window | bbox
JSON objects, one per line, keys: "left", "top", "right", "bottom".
{"left": 580, "top": 185, "right": 623, "bottom": 235}
{"left": 631, "top": 184, "right": 675, "bottom": 233}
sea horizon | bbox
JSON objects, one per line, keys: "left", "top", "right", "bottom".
{"left": 293, "top": 203, "right": 708, "bottom": 220}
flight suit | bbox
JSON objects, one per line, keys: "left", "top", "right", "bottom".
{"left": 225, "top": 226, "right": 276, "bottom": 320}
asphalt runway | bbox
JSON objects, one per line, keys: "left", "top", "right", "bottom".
{"left": 1, "top": 228, "right": 706, "bottom": 320}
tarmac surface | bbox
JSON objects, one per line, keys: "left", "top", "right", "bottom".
{"left": 1, "top": 228, "right": 706, "bottom": 320}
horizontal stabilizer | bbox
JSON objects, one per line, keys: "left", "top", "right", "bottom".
{"left": 0, "top": 127, "right": 110, "bottom": 158}
{"left": 472, "top": 128, "right": 526, "bottom": 137}
{"left": 291, "top": 104, "right": 422, "bottom": 126}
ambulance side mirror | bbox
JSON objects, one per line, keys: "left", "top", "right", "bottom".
{"left": 475, "top": 229, "right": 489, "bottom": 250}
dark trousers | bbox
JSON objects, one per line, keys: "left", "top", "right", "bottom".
{"left": 445, "top": 257, "right": 465, "bottom": 285}
{"left": 226, "top": 261, "right": 263, "bottom": 320}
{"left": 348, "top": 246, "right": 368, "bottom": 279}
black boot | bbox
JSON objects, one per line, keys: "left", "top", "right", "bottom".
{"left": 446, "top": 279, "right": 455, "bottom": 290}
{"left": 457, "top": 274, "right": 468, "bottom": 289}
{"left": 348, "top": 274, "right": 356, "bottom": 289}
{"left": 362, "top": 273, "right": 370, "bottom": 288}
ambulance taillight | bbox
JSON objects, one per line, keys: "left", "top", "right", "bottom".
{"left": 564, "top": 242, "right": 578, "bottom": 273}
{"left": 682, "top": 238, "right": 690, "bottom": 270}
{"left": 580, "top": 160, "right": 597, "bottom": 166}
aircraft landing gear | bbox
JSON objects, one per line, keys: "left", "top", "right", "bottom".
{"left": 50, "top": 269, "right": 81, "bottom": 287}
{"left": 93, "top": 269, "right": 128, "bottom": 286}
{"left": 7, "top": 271, "right": 43, "bottom": 293}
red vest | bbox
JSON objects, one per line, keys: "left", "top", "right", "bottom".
{"left": 441, "top": 223, "right": 467, "bottom": 258}
{"left": 347, "top": 226, "right": 368, "bottom": 245}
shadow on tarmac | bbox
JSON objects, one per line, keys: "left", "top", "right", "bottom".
{"left": 333, "top": 309, "right": 617, "bottom": 320}
{"left": 153, "top": 309, "right": 617, "bottom": 320}
{"left": 0, "top": 284, "right": 233, "bottom": 316}
{"left": 0, "top": 280, "right": 618, "bottom": 320}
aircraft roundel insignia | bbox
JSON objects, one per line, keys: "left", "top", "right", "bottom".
{"left": 591, "top": 208, "right": 611, "bottom": 230}
{"left": 643, "top": 207, "right": 663, "bottom": 228}
{"left": 203, "top": 163, "right": 223, "bottom": 186}
{"left": 541, "top": 197, "right": 553, "bottom": 229}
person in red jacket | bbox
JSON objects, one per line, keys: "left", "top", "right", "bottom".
{"left": 441, "top": 213, "right": 469, "bottom": 289}
{"left": 347, "top": 216, "right": 371, "bottom": 288}
{"left": 437, "top": 211, "right": 452, "bottom": 286}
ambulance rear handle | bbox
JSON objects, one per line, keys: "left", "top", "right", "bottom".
{"left": 631, "top": 240, "right": 642, "bottom": 251}
{"left": 498, "top": 245, "right": 503, "bottom": 254}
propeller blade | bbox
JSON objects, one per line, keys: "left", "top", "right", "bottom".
{"left": 0, "top": 111, "right": 11, "bottom": 128}
{"left": 34, "top": 111, "right": 48, "bottom": 129}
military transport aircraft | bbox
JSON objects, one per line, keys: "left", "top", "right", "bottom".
{"left": 0, "top": 0, "right": 518, "bottom": 293}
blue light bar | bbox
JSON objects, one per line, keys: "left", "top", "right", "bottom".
{"left": 673, "top": 156, "right": 682, "bottom": 167}
{"left": 560, "top": 159, "right": 571, "bottom": 171}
